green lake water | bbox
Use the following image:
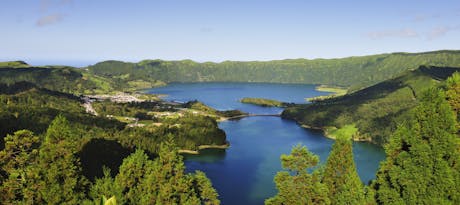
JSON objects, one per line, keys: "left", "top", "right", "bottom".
{"left": 147, "top": 83, "right": 385, "bottom": 205}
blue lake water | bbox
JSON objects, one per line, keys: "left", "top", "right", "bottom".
{"left": 147, "top": 83, "right": 385, "bottom": 205}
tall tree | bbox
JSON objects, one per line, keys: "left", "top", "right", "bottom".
{"left": 193, "top": 170, "right": 220, "bottom": 205}
{"left": 92, "top": 136, "right": 220, "bottom": 204}
{"left": 89, "top": 167, "right": 124, "bottom": 205}
{"left": 114, "top": 149, "right": 156, "bottom": 204}
{"left": 446, "top": 72, "right": 460, "bottom": 142}
{"left": 266, "top": 144, "right": 330, "bottom": 205}
{"left": 0, "top": 130, "right": 39, "bottom": 203}
{"left": 373, "top": 88, "right": 460, "bottom": 204}
{"left": 323, "top": 135, "right": 367, "bottom": 205}
{"left": 35, "top": 115, "right": 88, "bottom": 204}
{"left": 446, "top": 72, "right": 460, "bottom": 118}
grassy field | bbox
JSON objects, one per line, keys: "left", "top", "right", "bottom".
{"left": 306, "top": 85, "right": 348, "bottom": 102}
{"left": 325, "top": 124, "right": 358, "bottom": 139}
{"left": 315, "top": 85, "right": 348, "bottom": 95}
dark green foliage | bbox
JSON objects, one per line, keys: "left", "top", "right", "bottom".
{"left": 183, "top": 100, "right": 247, "bottom": 117}
{"left": 92, "top": 101, "right": 160, "bottom": 120}
{"left": 86, "top": 60, "right": 165, "bottom": 91}
{"left": 89, "top": 167, "right": 124, "bottom": 205}
{"left": 0, "top": 83, "right": 125, "bottom": 148}
{"left": 78, "top": 139, "right": 133, "bottom": 180}
{"left": 372, "top": 88, "right": 460, "bottom": 204}
{"left": 114, "top": 149, "right": 156, "bottom": 204}
{"left": 0, "top": 84, "right": 224, "bottom": 204}
{"left": 240, "top": 97, "right": 286, "bottom": 107}
{"left": 0, "top": 66, "right": 106, "bottom": 94}
{"left": 269, "top": 139, "right": 373, "bottom": 204}
{"left": 323, "top": 136, "right": 367, "bottom": 204}
{"left": 283, "top": 66, "right": 460, "bottom": 145}
{"left": 90, "top": 138, "right": 220, "bottom": 204}
{"left": 193, "top": 171, "right": 220, "bottom": 205}
{"left": 33, "top": 115, "right": 89, "bottom": 204}
{"left": 116, "top": 114, "right": 227, "bottom": 153}
{"left": 89, "top": 50, "right": 460, "bottom": 89}
{"left": 266, "top": 144, "right": 330, "bottom": 205}
{"left": 0, "top": 130, "right": 40, "bottom": 203}
{"left": 445, "top": 72, "right": 460, "bottom": 121}
{"left": 2, "top": 50, "right": 460, "bottom": 96}
{"left": 163, "top": 114, "right": 227, "bottom": 148}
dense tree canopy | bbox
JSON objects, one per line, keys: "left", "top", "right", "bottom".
{"left": 322, "top": 136, "right": 366, "bottom": 205}
{"left": 0, "top": 130, "right": 39, "bottom": 203}
{"left": 34, "top": 115, "right": 89, "bottom": 204}
{"left": 372, "top": 88, "right": 460, "bottom": 204}
{"left": 283, "top": 66, "right": 460, "bottom": 145}
{"left": 266, "top": 144, "right": 330, "bottom": 205}
{"left": 2, "top": 53, "right": 460, "bottom": 204}
{"left": 89, "top": 138, "right": 220, "bottom": 205}
{"left": 89, "top": 50, "right": 460, "bottom": 89}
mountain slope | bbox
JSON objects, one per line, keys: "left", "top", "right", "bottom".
{"left": 0, "top": 64, "right": 115, "bottom": 94}
{"left": 88, "top": 50, "right": 460, "bottom": 89}
{"left": 282, "top": 66, "right": 460, "bottom": 145}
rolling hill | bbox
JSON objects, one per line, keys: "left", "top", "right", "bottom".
{"left": 88, "top": 50, "right": 460, "bottom": 90}
{"left": 282, "top": 65, "right": 460, "bottom": 145}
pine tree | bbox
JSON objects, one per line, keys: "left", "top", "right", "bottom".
{"left": 446, "top": 72, "right": 460, "bottom": 118}
{"left": 35, "top": 115, "right": 89, "bottom": 204}
{"left": 114, "top": 149, "right": 155, "bottom": 204}
{"left": 373, "top": 88, "right": 460, "bottom": 204}
{"left": 266, "top": 144, "right": 330, "bottom": 205}
{"left": 90, "top": 167, "right": 124, "bottom": 205}
{"left": 323, "top": 135, "right": 367, "bottom": 205}
{"left": 193, "top": 171, "right": 220, "bottom": 205}
{"left": 97, "top": 136, "right": 220, "bottom": 204}
{"left": 0, "top": 130, "right": 39, "bottom": 203}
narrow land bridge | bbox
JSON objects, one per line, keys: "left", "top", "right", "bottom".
{"left": 226, "top": 113, "right": 281, "bottom": 120}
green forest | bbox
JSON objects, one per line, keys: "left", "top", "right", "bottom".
{"left": 0, "top": 83, "right": 225, "bottom": 204}
{"left": 269, "top": 73, "right": 460, "bottom": 204}
{"left": 283, "top": 66, "right": 460, "bottom": 145}
{"left": 1, "top": 50, "right": 460, "bottom": 204}
{"left": 3, "top": 50, "right": 460, "bottom": 95}
{"left": 240, "top": 97, "right": 289, "bottom": 107}
{"left": 88, "top": 50, "right": 460, "bottom": 90}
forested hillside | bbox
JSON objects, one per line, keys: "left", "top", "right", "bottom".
{"left": 269, "top": 74, "right": 460, "bottom": 204}
{"left": 3, "top": 50, "right": 460, "bottom": 95}
{"left": 282, "top": 66, "right": 460, "bottom": 145}
{"left": 0, "top": 82, "right": 224, "bottom": 204}
{"left": 89, "top": 50, "right": 460, "bottom": 89}
{"left": 2, "top": 51, "right": 460, "bottom": 204}
{"left": 0, "top": 62, "right": 115, "bottom": 94}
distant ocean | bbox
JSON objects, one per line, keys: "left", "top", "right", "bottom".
{"left": 22, "top": 60, "right": 97, "bottom": 68}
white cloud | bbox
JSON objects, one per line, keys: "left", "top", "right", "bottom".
{"left": 36, "top": 13, "right": 65, "bottom": 27}
{"left": 427, "top": 25, "right": 460, "bottom": 40}
{"left": 36, "top": 0, "right": 72, "bottom": 27}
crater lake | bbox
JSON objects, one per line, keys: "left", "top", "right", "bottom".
{"left": 147, "top": 82, "right": 385, "bottom": 205}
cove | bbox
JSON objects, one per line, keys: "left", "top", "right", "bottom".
{"left": 147, "top": 83, "right": 385, "bottom": 205}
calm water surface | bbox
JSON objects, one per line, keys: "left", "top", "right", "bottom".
{"left": 147, "top": 83, "right": 385, "bottom": 205}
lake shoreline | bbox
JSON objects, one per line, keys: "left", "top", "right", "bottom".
{"left": 299, "top": 123, "right": 374, "bottom": 143}
{"left": 149, "top": 82, "right": 385, "bottom": 205}
{"left": 179, "top": 142, "right": 230, "bottom": 155}
{"left": 306, "top": 85, "right": 348, "bottom": 102}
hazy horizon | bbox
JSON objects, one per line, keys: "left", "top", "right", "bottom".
{"left": 2, "top": 0, "right": 459, "bottom": 65}
{"left": 3, "top": 49, "right": 460, "bottom": 68}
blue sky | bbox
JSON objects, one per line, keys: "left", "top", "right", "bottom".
{"left": 1, "top": 0, "right": 460, "bottom": 66}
